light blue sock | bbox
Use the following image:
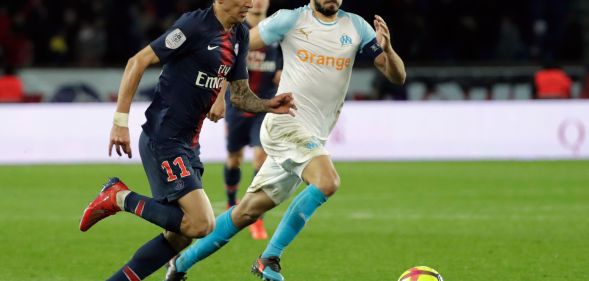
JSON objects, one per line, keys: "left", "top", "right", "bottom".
{"left": 262, "top": 185, "right": 327, "bottom": 258}
{"left": 175, "top": 207, "right": 239, "bottom": 273}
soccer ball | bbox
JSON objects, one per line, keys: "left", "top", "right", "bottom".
{"left": 398, "top": 266, "right": 443, "bottom": 281}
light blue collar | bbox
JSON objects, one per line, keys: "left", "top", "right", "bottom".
{"left": 307, "top": 4, "right": 344, "bottom": 26}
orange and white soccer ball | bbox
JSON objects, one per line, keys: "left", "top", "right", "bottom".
{"left": 398, "top": 266, "right": 443, "bottom": 281}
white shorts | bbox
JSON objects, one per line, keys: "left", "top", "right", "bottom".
{"left": 247, "top": 114, "right": 329, "bottom": 204}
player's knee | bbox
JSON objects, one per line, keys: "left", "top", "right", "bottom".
{"left": 316, "top": 175, "right": 340, "bottom": 197}
{"left": 183, "top": 216, "right": 216, "bottom": 238}
{"left": 226, "top": 156, "right": 242, "bottom": 168}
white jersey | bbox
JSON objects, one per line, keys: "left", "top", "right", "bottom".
{"left": 258, "top": 5, "right": 383, "bottom": 140}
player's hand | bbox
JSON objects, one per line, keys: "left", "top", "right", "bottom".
{"left": 109, "top": 125, "right": 132, "bottom": 158}
{"left": 207, "top": 99, "right": 225, "bottom": 122}
{"left": 267, "top": 92, "right": 297, "bottom": 116}
{"left": 374, "top": 15, "right": 392, "bottom": 54}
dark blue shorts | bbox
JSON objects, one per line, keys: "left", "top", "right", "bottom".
{"left": 139, "top": 132, "right": 204, "bottom": 203}
{"left": 225, "top": 113, "right": 265, "bottom": 153}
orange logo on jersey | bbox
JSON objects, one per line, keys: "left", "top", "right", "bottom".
{"left": 296, "top": 49, "right": 351, "bottom": 71}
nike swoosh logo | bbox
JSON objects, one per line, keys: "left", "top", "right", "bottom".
{"left": 207, "top": 45, "right": 219, "bottom": 50}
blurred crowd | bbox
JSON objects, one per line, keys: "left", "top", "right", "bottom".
{"left": 0, "top": 0, "right": 587, "bottom": 67}
{"left": 1, "top": 0, "right": 588, "bottom": 102}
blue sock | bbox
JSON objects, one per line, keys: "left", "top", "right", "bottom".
{"left": 262, "top": 185, "right": 327, "bottom": 258}
{"left": 107, "top": 233, "right": 177, "bottom": 281}
{"left": 124, "top": 192, "right": 184, "bottom": 233}
{"left": 175, "top": 207, "right": 240, "bottom": 272}
{"left": 224, "top": 165, "right": 241, "bottom": 206}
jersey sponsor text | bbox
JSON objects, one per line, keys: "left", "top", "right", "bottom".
{"left": 295, "top": 49, "right": 351, "bottom": 71}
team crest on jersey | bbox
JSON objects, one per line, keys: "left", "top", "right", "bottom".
{"left": 340, "top": 34, "right": 352, "bottom": 47}
{"left": 174, "top": 179, "right": 184, "bottom": 190}
{"left": 165, "top": 28, "right": 186, "bottom": 49}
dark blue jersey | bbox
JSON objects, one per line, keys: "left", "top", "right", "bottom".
{"left": 226, "top": 21, "right": 282, "bottom": 118}
{"left": 142, "top": 6, "right": 249, "bottom": 146}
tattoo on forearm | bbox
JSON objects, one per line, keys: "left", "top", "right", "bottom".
{"left": 230, "top": 80, "right": 267, "bottom": 113}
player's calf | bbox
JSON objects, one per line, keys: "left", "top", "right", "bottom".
{"left": 232, "top": 200, "right": 267, "bottom": 228}
{"left": 163, "top": 231, "right": 193, "bottom": 252}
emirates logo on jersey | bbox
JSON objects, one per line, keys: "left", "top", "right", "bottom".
{"left": 194, "top": 65, "right": 232, "bottom": 89}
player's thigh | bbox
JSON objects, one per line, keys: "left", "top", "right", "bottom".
{"left": 248, "top": 156, "right": 303, "bottom": 205}
{"left": 301, "top": 155, "right": 340, "bottom": 196}
{"left": 139, "top": 132, "right": 204, "bottom": 202}
{"left": 251, "top": 146, "right": 267, "bottom": 171}
{"left": 250, "top": 115, "right": 266, "bottom": 170}
{"left": 260, "top": 115, "right": 328, "bottom": 170}
{"left": 139, "top": 132, "right": 163, "bottom": 196}
{"left": 177, "top": 189, "right": 215, "bottom": 225}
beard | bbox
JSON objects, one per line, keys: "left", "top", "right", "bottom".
{"left": 313, "top": 0, "right": 339, "bottom": 17}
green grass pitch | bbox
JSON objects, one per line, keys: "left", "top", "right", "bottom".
{"left": 1, "top": 161, "right": 588, "bottom": 281}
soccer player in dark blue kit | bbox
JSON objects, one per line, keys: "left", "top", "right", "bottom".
{"left": 78, "top": 0, "right": 296, "bottom": 280}
{"left": 164, "top": 0, "right": 406, "bottom": 280}
{"left": 210, "top": 0, "right": 281, "bottom": 240}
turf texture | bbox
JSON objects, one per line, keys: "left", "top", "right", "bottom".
{"left": 0, "top": 161, "right": 587, "bottom": 281}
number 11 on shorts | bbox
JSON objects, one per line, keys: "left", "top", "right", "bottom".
{"left": 161, "top": 157, "right": 191, "bottom": 182}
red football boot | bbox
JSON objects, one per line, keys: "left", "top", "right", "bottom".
{"left": 79, "top": 177, "right": 129, "bottom": 232}
{"left": 249, "top": 218, "right": 268, "bottom": 240}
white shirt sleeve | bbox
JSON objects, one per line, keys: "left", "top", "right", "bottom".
{"left": 350, "top": 14, "right": 383, "bottom": 59}
{"left": 258, "top": 8, "right": 302, "bottom": 45}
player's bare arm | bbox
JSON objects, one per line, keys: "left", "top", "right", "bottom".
{"left": 249, "top": 27, "right": 265, "bottom": 51}
{"left": 109, "top": 45, "right": 160, "bottom": 158}
{"left": 373, "top": 15, "right": 406, "bottom": 85}
{"left": 273, "top": 70, "right": 282, "bottom": 86}
{"left": 230, "top": 79, "right": 296, "bottom": 116}
{"left": 207, "top": 80, "right": 227, "bottom": 122}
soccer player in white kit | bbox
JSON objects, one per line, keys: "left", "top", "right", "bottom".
{"left": 165, "top": 1, "right": 405, "bottom": 280}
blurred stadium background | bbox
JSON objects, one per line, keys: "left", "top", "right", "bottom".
{"left": 1, "top": 0, "right": 588, "bottom": 280}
